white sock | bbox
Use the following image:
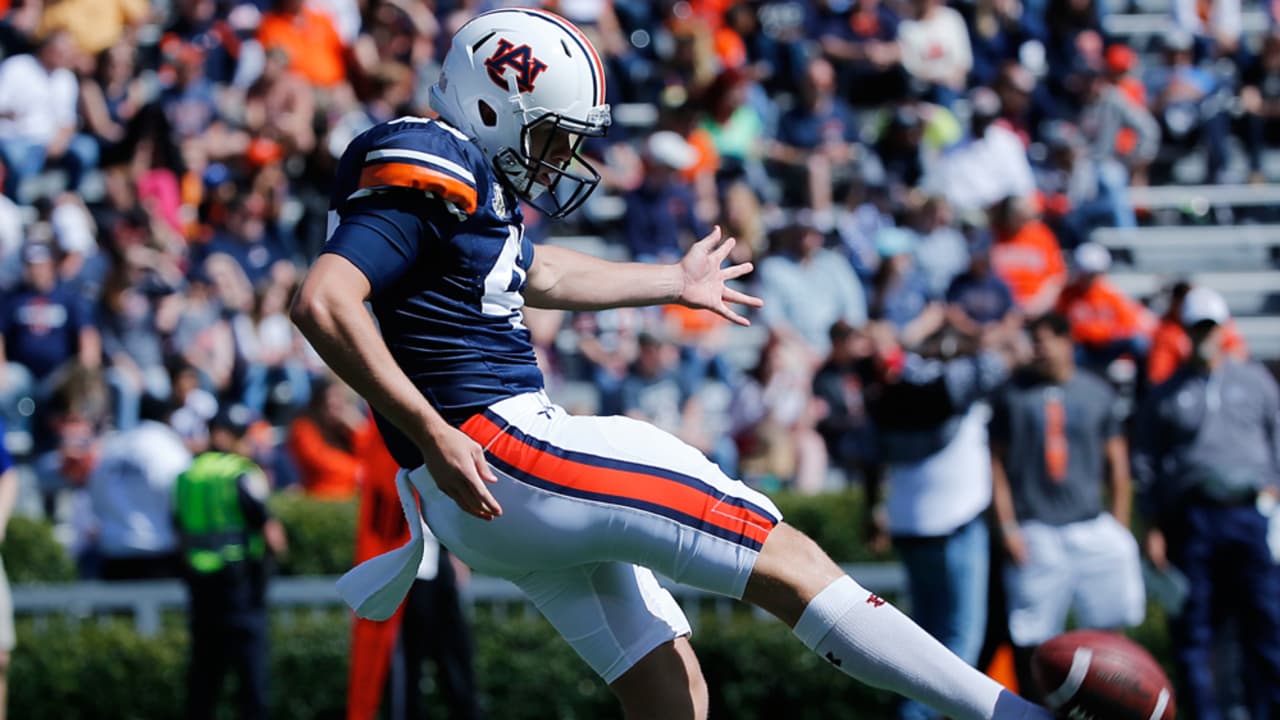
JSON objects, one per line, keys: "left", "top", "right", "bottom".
{"left": 793, "top": 576, "right": 1051, "bottom": 720}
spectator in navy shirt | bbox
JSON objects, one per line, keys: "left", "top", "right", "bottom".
{"left": 194, "top": 194, "right": 291, "bottom": 287}
{"left": 770, "top": 56, "right": 860, "bottom": 216}
{"left": 623, "top": 132, "right": 707, "bottom": 264}
{"left": 0, "top": 243, "right": 100, "bottom": 388}
{"left": 817, "top": 0, "right": 907, "bottom": 106}
{"left": 946, "top": 234, "right": 1019, "bottom": 343}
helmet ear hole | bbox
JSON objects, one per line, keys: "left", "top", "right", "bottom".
{"left": 478, "top": 100, "right": 498, "bottom": 127}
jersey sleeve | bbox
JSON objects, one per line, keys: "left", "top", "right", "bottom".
{"left": 353, "top": 123, "right": 482, "bottom": 216}
{"left": 322, "top": 193, "right": 449, "bottom": 295}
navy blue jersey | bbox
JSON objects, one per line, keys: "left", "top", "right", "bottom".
{"left": 323, "top": 117, "right": 543, "bottom": 467}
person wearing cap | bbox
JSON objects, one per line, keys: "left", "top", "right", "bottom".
{"left": 1054, "top": 242, "right": 1154, "bottom": 374}
{"left": 175, "top": 403, "right": 287, "bottom": 720}
{"left": 1133, "top": 286, "right": 1280, "bottom": 720}
{"left": 623, "top": 131, "right": 708, "bottom": 264}
{"left": 1147, "top": 281, "right": 1248, "bottom": 386}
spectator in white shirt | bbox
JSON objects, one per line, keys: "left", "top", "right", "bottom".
{"left": 1173, "top": 0, "right": 1242, "bottom": 57}
{"left": 85, "top": 398, "right": 193, "bottom": 580}
{"left": 897, "top": 0, "right": 973, "bottom": 107}
{"left": 0, "top": 32, "right": 99, "bottom": 203}
{"left": 925, "top": 87, "right": 1035, "bottom": 214}
{"left": 756, "top": 219, "right": 869, "bottom": 358}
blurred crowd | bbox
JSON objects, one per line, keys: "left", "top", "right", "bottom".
{"left": 0, "top": 0, "right": 1272, "bottom": 508}
{"left": 1, "top": 0, "right": 1280, "bottom": 716}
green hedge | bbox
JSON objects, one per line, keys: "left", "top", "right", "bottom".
{"left": 1, "top": 490, "right": 889, "bottom": 583}
{"left": 9, "top": 609, "right": 904, "bottom": 720}
{"left": 8, "top": 604, "right": 1177, "bottom": 720}
{"left": 4, "top": 489, "right": 1178, "bottom": 719}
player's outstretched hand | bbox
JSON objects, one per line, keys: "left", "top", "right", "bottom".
{"left": 419, "top": 424, "right": 503, "bottom": 521}
{"left": 677, "top": 226, "right": 764, "bottom": 326}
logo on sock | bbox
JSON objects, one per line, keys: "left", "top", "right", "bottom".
{"left": 866, "top": 592, "right": 886, "bottom": 608}
{"left": 824, "top": 651, "right": 843, "bottom": 667}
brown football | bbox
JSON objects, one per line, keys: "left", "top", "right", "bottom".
{"left": 1032, "top": 630, "right": 1176, "bottom": 720}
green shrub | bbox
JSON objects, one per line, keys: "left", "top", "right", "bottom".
{"left": 10, "top": 594, "right": 1177, "bottom": 719}
{"left": 9, "top": 609, "right": 900, "bottom": 720}
{"left": 0, "top": 490, "right": 883, "bottom": 585}
{"left": 268, "top": 494, "right": 358, "bottom": 576}
{"left": 773, "top": 489, "right": 895, "bottom": 563}
{"left": 2, "top": 515, "right": 75, "bottom": 583}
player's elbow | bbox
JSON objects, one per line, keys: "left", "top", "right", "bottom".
{"left": 290, "top": 281, "right": 334, "bottom": 337}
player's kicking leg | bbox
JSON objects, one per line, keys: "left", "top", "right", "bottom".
{"left": 406, "top": 394, "right": 1049, "bottom": 719}
{"left": 751, "top": 524, "right": 1049, "bottom": 720}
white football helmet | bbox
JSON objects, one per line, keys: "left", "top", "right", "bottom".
{"left": 429, "top": 8, "right": 611, "bottom": 218}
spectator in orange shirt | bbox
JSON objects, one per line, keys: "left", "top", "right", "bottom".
{"left": 258, "top": 0, "right": 348, "bottom": 89}
{"left": 1056, "top": 242, "right": 1155, "bottom": 372}
{"left": 988, "top": 195, "right": 1067, "bottom": 317}
{"left": 1147, "top": 281, "right": 1248, "bottom": 385}
{"left": 286, "top": 376, "right": 372, "bottom": 499}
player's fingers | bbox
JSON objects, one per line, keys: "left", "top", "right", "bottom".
{"left": 711, "top": 236, "right": 736, "bottom": 263}
{"left": 440, "top": 482, "right": 482, "bottom": 518}
{"left": 721, "top": 262, "right": 754, "bottom": 280}
{"left": 697, "top": 225, "right": 722, "bottom": 248}
{"left": 716, "top": 303, "right": 750, "bottom": 326}
{"left": 723, "top": 286, "right": 763, "bottom": 308}
{"left": 473, "top": 446, "right": 498, "bottom": 483}
{"left": 470, "top": 477, "right": 503, "bottom": 518}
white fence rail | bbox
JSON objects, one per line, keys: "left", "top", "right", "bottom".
{"left": 12, "top": 563, "right": 908, "bottom": 637}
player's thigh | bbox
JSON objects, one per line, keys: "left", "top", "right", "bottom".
{"left": 1067, "top": 514, "right": 1146, "bottom": 630}
{"left": 1003, "top": 521, "right": 1073, "bottom": 646}
{"left": 435, "top": 398, "right": 784, "bottom": 597}
{"left": 515, "top": 562, "right": 693, "bottom": 686}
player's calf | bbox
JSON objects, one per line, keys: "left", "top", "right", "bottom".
{"left": 745, "top": 524, "right": 1051, "bottom": 720}
{"left": 610, "top": 637, "right": 708, "bottom": 720}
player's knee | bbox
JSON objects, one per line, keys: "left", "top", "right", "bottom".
{"left": 745, "top": 523, "right": 845, "bottom": 627}
{"left": 613, "top": 639, "right": 707, "bottom": 720}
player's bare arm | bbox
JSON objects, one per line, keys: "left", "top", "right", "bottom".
{"left": 291, "top": 253, "right": 502, "bottom": 520}
{"left": 525, "top": 226, "right": 763, "bottom": 326}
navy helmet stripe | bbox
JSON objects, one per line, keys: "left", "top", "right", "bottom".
{"left": 510, "top": 9, "right": 601, "bottom": 106}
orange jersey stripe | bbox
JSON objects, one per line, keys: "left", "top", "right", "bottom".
{"left": 461, "top": 413, "right": 773, "bottom": 546}
{"left": 358, "top": 162, "right": 478, "bottom": 214}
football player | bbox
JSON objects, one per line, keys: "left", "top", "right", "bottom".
{"left": 293, "top": 8, "right": 1050, "bottom": 719}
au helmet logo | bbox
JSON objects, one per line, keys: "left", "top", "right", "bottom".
{"left": 484, "top": 39, "right": 549, "bottom": 93}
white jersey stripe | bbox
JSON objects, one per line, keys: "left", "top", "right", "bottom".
{"left": 364, "top": 148, "right": 476, "bottom": 185}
